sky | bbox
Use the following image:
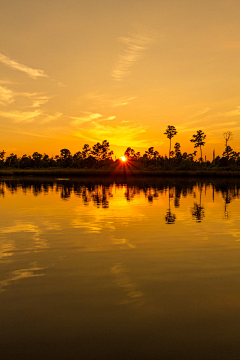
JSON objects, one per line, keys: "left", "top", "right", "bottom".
{"left": 0, "top": 0, "right": 240, "bottom": 160}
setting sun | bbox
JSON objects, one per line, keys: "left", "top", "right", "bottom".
{"left": 120, "top": 156, "right": 127, "bottom": 162}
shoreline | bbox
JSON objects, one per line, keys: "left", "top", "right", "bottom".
{"left": 0, "top": 169, "right": 240, "bottom": 177}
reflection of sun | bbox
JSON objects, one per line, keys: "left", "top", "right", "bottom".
{"left": 120, "top": 156, "right": 127, "bottom": 162}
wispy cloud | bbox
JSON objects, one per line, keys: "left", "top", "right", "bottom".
{"left": 82, "top": 92, "right": 137, "bottom": 108}
{"left": 40, "top": 112, "right": 62, "bottom": 124}
{"left": 70, "top": 112, "right": 117, "bottom": 125}
{"left": 73, "top": 121, "right": 148, "bottom": 147}
{"left": 17, "top": 92, "right": 51, "bottom": 108}
{"left": 222, "top": 106, "right": 240, "bottom": 117}
{"left": 97, "top": 115, "right": 116, "bottom": 122}
{"left": 0, "top": 53, "right": 48, "bottom": 79}
{"left": 112, "top": 33, "right": 154, "bottom": 81}
{"left": 0, "top": 109, "right": 42, "bottom": 123}
{"left": 0, "top": 85, "right": 14, "bottom": 105}
{"left": 70, "top": 113, "right": 102, "bottom": 125}
{"left": 188, "top": 107, "right": 211, "bottom": 119}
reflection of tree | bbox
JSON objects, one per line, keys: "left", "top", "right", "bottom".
{"left": 165, "top": 187, "right": 176, "bottom": 224}
{"left": 222, "top": 190, "right": 233, "bottom": 219}
{"left": 191, "top": 183, "right": 205, "bottom": 222}
{"left": 2, "top": 178, "right": 240, "bottom": 218}
{"left": 191, "top": 203, "right": 205, "bottom": 222}
{"left": 0, "top": 183, "right": 4, "bottom": 197}
{"left": 174, "top": 187, "right": 181, "bottom": 208}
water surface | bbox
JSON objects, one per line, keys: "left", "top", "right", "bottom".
{"left": 1, "top": 177, "right": 240, "bottom": 359}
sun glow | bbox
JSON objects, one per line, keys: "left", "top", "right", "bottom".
{"left": 120, "top": 156, "right": 127, "bottom": 162}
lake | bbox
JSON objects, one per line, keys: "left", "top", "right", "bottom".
{"left": 1, "top": 177, "right": 240, "bottom": 360}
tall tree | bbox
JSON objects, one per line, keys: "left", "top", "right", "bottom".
{"left": 223, "top": 131, "right": 233, "bottom": 159}
{"left": 190, "top": 130, "right": 206, "bottom": 164}
{"left": 164, "top": 126, "right": 177, "bottom": 159}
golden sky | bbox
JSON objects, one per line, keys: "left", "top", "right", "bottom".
{"left": 0, "top": 0, "right": 240, "bottom": 159}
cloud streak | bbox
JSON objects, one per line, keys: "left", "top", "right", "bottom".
{"left": 70, "top": 113, "right": 102, "bottom": 125}
{"left": 0, "top": 86, "right": 14, "bottom": 105}
{"left": 112, "top": 34, "right": 154, "bottom": 81}
{"left": 0, "top": 109, "right": 42, "bottom": 123}
{"left": 0, "top": 53, "right": 48, "bottom": 79}
{"left": 73, "top": 121, "right": 148, "bottom": 147}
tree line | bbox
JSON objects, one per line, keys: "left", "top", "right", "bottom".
{"left": 0, "top": 128, "right": 240, "bottom": 170}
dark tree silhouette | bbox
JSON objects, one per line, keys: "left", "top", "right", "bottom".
{"left": 174, "top": 142, "right": 181, "bottom": 159}
{"left": 0, "top": 150, "right": 5, "bottom": 161}
{"left": 144, "top": 147, "right": 159, "bottom": 160}
{"left": 164, "top": 126, "right": 177, "bottom": 159}
{"left": 223, "top": 132, "right": 233, "bottom": 161}
{"left": 92, "top": 140, "right": 113, "bottom": 161}
{"left": 222, "top": 145, "right": 235, "bottom": 160}
{"left": 124, "top": 147, "right": 136, "bottom": 159}
{"left": 60, "top": 149, "right": 71, "bottom": 159}
{"left": 32, "top": 152, "right": 43, "bottom": 168}
{"left": 82, "top": 144, "right": 91, "bottom": 159}
{"left": 190, "top": 130, "right": 206, "bottom": 164}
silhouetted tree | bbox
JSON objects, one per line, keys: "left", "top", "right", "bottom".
{"left": 164, "top": 125, "right": 177, "bottom": 159}
{"left": 60, "top": 149, "right": 71, "bottom": 159}
{"left": 0, "top": 150, "right": 5, "bottom": 161}
{"left": 82, "top": 144, "right": 91, "bottom": 159}
{"left": 60, "top": 149, "right": 72, "bottom": 167}
{"left": 5, "top": 153, "right": 18, "bottom": 168}
{"left": 190, "top": 130, "right": 206, "bottom": 164}
{"left": 32, "top": 152, "right": 43, "bottom": 168}
{"left": 92, "top": 140, "right": 113, "bottom": 161}
{"left": 174, "top": 143, "right": 181, "bottom": 159}
{"left": 144, "top": 147, "right": 159, "bottom": 160}
{"left": 222, "top": 145, "right": 235, "bottom": 160}
{"left": 0, "top": 150, "right": 6, "bottom": 168}
{"left": 124, "top": 147, "right": 136, "bottom": 159}
{"left": 135, "top": 152, "right": 141, "bottom": 160}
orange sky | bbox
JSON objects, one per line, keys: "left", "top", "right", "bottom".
{"left": 0, "top": 0, "right": 240, "bottom": 160}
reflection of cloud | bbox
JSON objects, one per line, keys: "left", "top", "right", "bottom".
{"left": 0, "top": 85, "right": 14, "bottom": 105}
{"left": 0, "top": 221, "right": 48, "bottom": 250}
{"left": 112, "top": 34, "right": 154, "bottom": 81}
{"left": 112, "top": 237, "right": 136, "bottom": 249}
{"left": 0, "top": 52, "right": 48, "bottom": 79}
{"left": 0, "top": 241, "right": 15, "bottom": 261}
{"left": 0, "top": 262, "right": 45, "bottom": 292}
{"left": 111, "top": 263, "right": 144, "bottom": 305}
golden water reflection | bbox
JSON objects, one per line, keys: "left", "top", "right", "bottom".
{"left": 1, "top": 177, "right": 240, "bottom": 359}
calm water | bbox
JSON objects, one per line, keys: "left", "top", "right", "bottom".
{"left": 1, "top": 177, "right": 240, "bottom": 359}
